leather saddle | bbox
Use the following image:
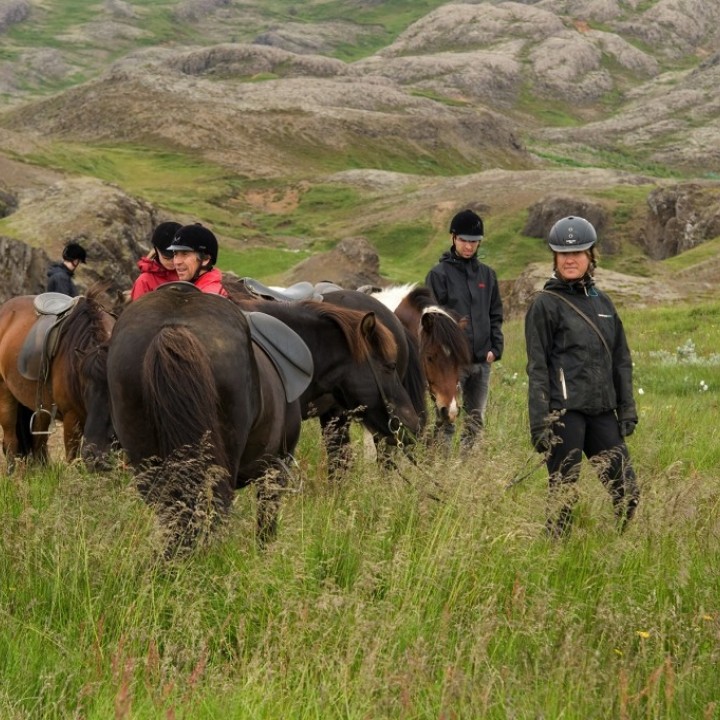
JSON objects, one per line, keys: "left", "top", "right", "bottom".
{"left": 18, "top": 293, "right": 81, "bottom": 382}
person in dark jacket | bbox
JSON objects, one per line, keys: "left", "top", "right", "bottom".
{"left": 525, "top": 216, "right": 639, "bottom": 537}
{"left": 46, "top": 242, "right": 87, "bottom": 297}
{"left": 425, "top": 209, "right": 504, "bottom": 453}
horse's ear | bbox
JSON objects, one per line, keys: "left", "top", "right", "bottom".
{"left": 420, "top": 311, "right": 436, "bottom": 333}
{"left": 360, "top": 312, "right": 376, "bottom": 336}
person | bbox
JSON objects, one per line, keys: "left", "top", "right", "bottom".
{"left": 130, "top": 221, "right": 181, "bottom": 301}
{"left": 166, "top": 223, "right": 228, "bottom": 296}
{"left": 524, "top": 216, "right": 639, "bottom": 537}
{"left": 425, "top": 208, "right": 504, "bottom": 453}
{"left": 46, "top": 242, "right": 87, "bottom": 297}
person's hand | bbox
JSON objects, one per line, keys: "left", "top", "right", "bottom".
{"left": 619, "top": 419, "right": 637, "bottom": 438}
{"left": 531, "top": 425, "right": 553, "bottom": 453}
{"left": 486, "top": 350, "right": 496, "bottom": 363}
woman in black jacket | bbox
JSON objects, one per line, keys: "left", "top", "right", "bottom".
{"left": 524, "top": 216, "right": 639, "bottom": 537}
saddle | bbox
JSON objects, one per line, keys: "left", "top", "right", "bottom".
{"left": 241, "top": 277, "right": 324, "bottom": 302}
{"left": 18, "top": 293, "right": 81, "bottom": 382}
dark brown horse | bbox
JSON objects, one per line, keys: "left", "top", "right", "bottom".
{"left": 371, "top": 284, "right": 471, "bottom": 427}
{"left": 225, "top": 293, "right": 422, "bottom": 446}
{"left": 105, "top": 284, "right": 302, "bottom": 547}
{"left": 0, "top": 288, "right": 116, "bottom": 468}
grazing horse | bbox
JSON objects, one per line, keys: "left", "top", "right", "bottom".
{"left": 0, "top": 288, "right": 116, "bottom": 469}
{"left": 105, "top": 284, "right": 303, "bottom": 547}
{"left": 226, "top": 294, "right": 422, "bottom": 447}
{"left": 370, "top": 283, "right": 471, "bottom": 428}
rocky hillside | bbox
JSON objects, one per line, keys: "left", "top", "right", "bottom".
{"left": 0, "top": 0, "right": 718, "bottom": 303}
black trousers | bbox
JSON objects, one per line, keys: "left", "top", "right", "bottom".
{"left": 546, "top": 410, "right": 639, "bottom": 535}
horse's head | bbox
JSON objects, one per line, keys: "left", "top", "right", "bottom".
{"left": 420, "top": 308, "right": 471, "bottom": 426}
{"left": 333, "top": 310, "right": 421, "bottom": 444}
{"left": 78, "top": 343, "right": 117, "bottom": 471}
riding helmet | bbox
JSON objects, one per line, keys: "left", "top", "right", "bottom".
{"left": 167, "top": 223, "right": 218, "bottom": 266}
{"left": 548, "top": 216, "right": 597, "bottom": 252}
{"left": 449, "top": 209, "right": 484, "bottom": 242}
{"left": 62, "top": 242, "right": 87, "bottom": 263}
{"left": 151, "top": 221, "right": 182, "bottom": 253}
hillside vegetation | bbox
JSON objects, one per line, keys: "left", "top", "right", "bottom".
{"left": 0, "top": 0, "right": 719, "bottom": 296}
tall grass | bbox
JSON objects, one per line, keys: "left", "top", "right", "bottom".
{"left": 1, "top": 298, "right": 719, "bottom": 718}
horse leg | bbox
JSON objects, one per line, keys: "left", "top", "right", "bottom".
{"left": 62, "top": 414, "right": 83, "bottom": 463}
{"left": 319, "top": 410, "right": 352, "bottom": 480}
{"left": 255, "top": 457, "right": 291, "bottom": 547}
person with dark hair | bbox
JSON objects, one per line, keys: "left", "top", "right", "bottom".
{"left": 166, "top": 223, "right": 228, "bottom": 296}
{"left": 425, "top": 208, "right": 504, "bottom": 453}
{"left": 46, "top": 242, "right": 87, "bottom": 297}
{"left": 130, "top": 221, "right": 181, "bottom": 301}
{"left": 525, "top": 215, "right": 639, "bottom": 537}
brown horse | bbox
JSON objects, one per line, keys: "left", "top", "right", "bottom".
{"left": 105, "top": 283, "right": 303, "bottom": 548}
{"left": 371, "top": 284, "right": 471, "bottom": 427}
{"left": 0, "top": 287, "right": 116, "bottom": 469}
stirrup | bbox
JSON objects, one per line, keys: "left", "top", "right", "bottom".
{"left": 29, "top": 406, "right": 57, "bottom": 435}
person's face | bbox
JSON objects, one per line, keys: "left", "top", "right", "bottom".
{"left": 555, "top": 250, "right": 591, "bottom": 280}
{"left": 156, "top": 248, "right": 176, "bottom": 271}
{"left": 453, "top": 235, "right": 479, "bottom": 259}
{"left": 173, "top": 250, "right": 206, "bottom": 281}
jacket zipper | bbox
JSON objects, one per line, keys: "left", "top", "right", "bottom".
{"left": 559, "top": 368, "right": 567, "bottom": 401}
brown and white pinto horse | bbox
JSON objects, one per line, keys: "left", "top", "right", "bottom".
{"left": 370, "top": 284, "right": 471, "bottom": 428}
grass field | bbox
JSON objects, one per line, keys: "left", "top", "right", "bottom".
{"left": 1, "top": 295, "right": 719, "bottom": 719}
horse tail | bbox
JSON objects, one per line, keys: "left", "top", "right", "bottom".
{"left": 142, "top": 326, "right": 228, "bottom": 469}
{"left": 402, "top": 328, "right": 428, "bottom": 430}
{"left": 15, "top": 403, "right": 34, "bottom": 457}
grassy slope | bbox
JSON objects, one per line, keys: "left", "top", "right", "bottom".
{"left": 1, "top": 297, "right": 719, "bottom": 718}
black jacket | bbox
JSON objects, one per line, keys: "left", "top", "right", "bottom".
{"left": 524, "top": 273, "right": 637, "bottom": 433}
{"left": 425, "top": 248, "right": 504, "bottom": 363}
{"left": 46, "top": 262, "right": 78, "bottom": 297}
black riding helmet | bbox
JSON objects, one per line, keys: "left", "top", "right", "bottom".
{"left": 151, "top": 221, "right": 182, "bottom": 254}
{"left": 450, "top": 209, "right": 484, "bottom": 241}
{"left": 548, "top": 216, "right": 597, "bottom": 252}
{"left": 167, "top": 223, "right": 218, "bottom": 266}
{"left": 62, "top": 242, "right": 87, "bottom": 264}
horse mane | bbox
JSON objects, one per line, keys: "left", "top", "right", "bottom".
{"left": 420, "top": 307, "right": 472, "bottom": 366}
{"left": 312, "top": 303, "right": 398, "bottom": 364}
{"left": 59, "top": 286, "right": 114, "bottom": 401}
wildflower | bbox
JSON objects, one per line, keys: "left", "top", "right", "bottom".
{"left": 699, "top": 380, "right": 709, "bottom": 392}
{"left": 638, "top": 388, "right": 645, "bottom": 395}
{"left": 636, "top": 630, "right": 650, "bottom": 639}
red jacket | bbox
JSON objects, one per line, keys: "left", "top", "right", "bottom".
{"left": 130, "top": 257, "right": 179, "bottom": 301}
{"left": 193, "top": 268, "right": 228, "bottom": 297}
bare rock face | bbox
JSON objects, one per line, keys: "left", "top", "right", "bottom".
{"left": 282, "top": 236, "right": 384, "bottom": 289}
{"left": 642, "top": 184, "right": 720, "bottom": 259}
{"left": 3, "top": 176, "right": 159, "bottom": 298}
{"left": 0, "top": 236, "right": 49, "bottom": 303}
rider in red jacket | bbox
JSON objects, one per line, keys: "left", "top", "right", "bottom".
{"left": 166, "top": 223, "right": 228, "bottom": 297}
{"left": 130, "top": 221, "right": 181, "bottom": 301}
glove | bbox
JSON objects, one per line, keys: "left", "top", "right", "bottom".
{"left": 531, "top": 426, "right": 553, "bottom": 453}
{"left": 619, "top": 419, "right": 637, "bottom": 438}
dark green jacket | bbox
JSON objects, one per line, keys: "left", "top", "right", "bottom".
{"left": 524, "top": 274, "right": 637, "bottom": 434}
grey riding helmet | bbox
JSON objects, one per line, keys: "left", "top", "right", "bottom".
{"left": 547, "top": 216, "right": 597, "bottom": 252}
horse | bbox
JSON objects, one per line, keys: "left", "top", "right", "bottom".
{"left": 225, "top": 293, "right": 422, "bottom": 454}
{"left": 369, "top": 283, "right": 471, "bottom": 428}
{"left": 0, "top": 287, "right": 116, "bottom": 469}
{"left": 226, "top": 279, "right": 427, "bottom": 473}
{"left": 104, "top": 283, "right": 303, "bottom": 548}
